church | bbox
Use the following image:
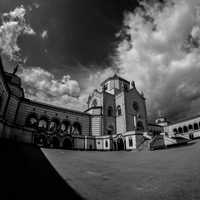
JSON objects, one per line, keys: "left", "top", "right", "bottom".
{"left": 0, "top": 56, "right": 160, "bottom": 151}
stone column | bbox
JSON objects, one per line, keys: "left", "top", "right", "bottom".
{"left": 85, "top": 136, "right": 87, "bottom": 150}
{"left": 134, "top": 115, "right": 137, "bottom": 130}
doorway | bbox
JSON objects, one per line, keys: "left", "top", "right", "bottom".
{"left": 117, "top": 138, "right": 124, "bottom": 150}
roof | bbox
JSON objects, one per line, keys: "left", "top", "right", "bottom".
{"left": 148, "top": 123, "right": 162, "bottom": 127}
{"left": 23, "top": 98, "right": 91, "bottom": 117}
{"left": 100, "top": 74, "right": 130, "bottom": 86}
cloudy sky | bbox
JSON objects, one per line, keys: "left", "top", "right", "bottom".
{"left": 1, "top": 0, "right": 200, "bottom": 122}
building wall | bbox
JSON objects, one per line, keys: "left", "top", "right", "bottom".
{"left": 95, "top": 136, "right": 111, "bottom": 150}
{"left": 148, "top": 124, "right": 163, "bottom": 136}
{"left": 16, "top": 100, "right": 91, "bottom": 136}
{"left": 0, "top": 88, "right": 9, "bottom": 117}
{"left": 125, "top": 134, "right": 137, "bottom": 150}
{"left": 103, "top": 92, "right": 115, "bottom": 135}
{"left": 0, "top": 75, "right": 9, "bottom": 117}
{"left": 4, "top": 95, "right": 19, "bottom": 123}
{"left": 91, "top": 115, "right": 103, "bottom": 136}
{"left": 164, "top": 116, "right": 200, "bottom": 138}
{"left": 115, "top": 92, "right": 126, "bottom": 134}
{"left": 88, "top": 90, "right": 103, "bottom": 108}
{"left": 0, "top": 62, "right": 152, "bottom": 151}
{"left": 125, "top": 88, "right": 148, "bottom": 132}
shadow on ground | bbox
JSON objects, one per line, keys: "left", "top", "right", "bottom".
{"left": 0, "top": 139, "right": 84, "bottom": 200}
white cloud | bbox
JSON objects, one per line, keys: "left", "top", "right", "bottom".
{"left": 19, "top": 67, "right": 85, "bottom": 110}
{"left": 0, "top": 5, "right": 35, "bottom": 62}
{"left": 115, "top": 0, "right": 200, "bottom": 120}
{"left": 20, "top": 67, "right": 80, "bottom": 97}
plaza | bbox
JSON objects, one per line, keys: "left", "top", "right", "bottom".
{"left": 43, "top": 139, "right": 200, "bottom": 200}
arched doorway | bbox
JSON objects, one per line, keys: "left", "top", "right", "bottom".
{"left": 25, "top": 113, "right": 38, "bottom": 128}
{"left": 60, "top": 120, "right": 71, "bottom": 135}
{"left": 52, "top": 137, "right": 60, "bottom": 148}
{"left": 63, "top": 138, "right": 73, "bottom": 149}
{"left": 34, "top": 135, "right": 46, "bottom": 147}
{"left": 72, "top": 122, "right": 82, "bottom": 135}
{"left": 117, "top": 138, "right": 124, "bottom": 150}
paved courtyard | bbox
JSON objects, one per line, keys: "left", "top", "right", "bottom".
{"left": 43, "top": 140, "right": 200, "bottom": 200}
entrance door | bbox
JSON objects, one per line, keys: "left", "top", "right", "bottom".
{"left": 117, "top": 138, "right": 124, "bottom": 150}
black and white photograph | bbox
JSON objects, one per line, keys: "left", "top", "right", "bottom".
{"left": 0, "top": 0, "right": 200, "bottom": 199}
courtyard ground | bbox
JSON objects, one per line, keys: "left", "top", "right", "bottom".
{"left": 0, "top": 139, "right": 83, "bottom": 200}
{"left": 43, "top": 140, "right": 200, "bottom": 200}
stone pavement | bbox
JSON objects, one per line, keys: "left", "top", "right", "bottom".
{"left": 43, "top": 140, "right": 200, "bottom": 200}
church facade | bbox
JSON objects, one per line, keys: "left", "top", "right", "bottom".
{"left": 0, "top": 56, "right": 156, "bottom": 150}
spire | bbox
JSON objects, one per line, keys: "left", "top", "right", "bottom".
{"left": 131, "top": 81, "right": 135, "bottom": 89}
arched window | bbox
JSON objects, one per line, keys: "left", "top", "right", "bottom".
{"left": 178, "top": 127, "right": 183, "bottom": 134}
{"left": 188, "top": 124, "right": 193, "bottom": 130}
{"left": 105, "top": 140, "right": 108, "bottom": 147}
{"left": 49, "top": 118, "right": 60, "bottom": 132}
{"left": 133, "top": 101, "right": 139, "bottom": 112}
{"left": 107, "top": 106, "right": 113, "bottom": 116}
{"left": 173, "top": 128, "right": 178, "bottom": 134}
{"left": 72, "top": 122, "right": 82, "bottom": 135}
{"left": 107, "top": 125, "right": 114, "bottom": 135}
{"left": 194, "top": 123, "right": 198, "bottom": 130}
{"left": 116, "top": 105, "right": 122, "bottom": 116}
{"left": 92, "top": 99, "right": 98, "bottom": 107}
{"left": 25, "top": 113, "right": 38, "bottom": 128}
{"left": 129, "top": 137, "right": 133, "bottom": 147}
{"left": 183, "top": 126, "right": 188, "bottom": 133}
{"left": 137, "top": 121, "right": 144, "bottom": 131}
{"left": 38, "top": 116, "right": 48, "bottom": 130}
{"left": 60, "top": 120, "right": 71, "bottom": 134}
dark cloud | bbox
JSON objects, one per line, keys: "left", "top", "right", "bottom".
{"left": 116, "top": 0, "right": 200, "bottom": 122}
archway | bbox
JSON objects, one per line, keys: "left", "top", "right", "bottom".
{"left": 38, "top": 116, "right": 49, "bottom": 130}
{"left": 117, "top": 138, "right": 124, "bottom": 150}
{"left": 60, "top": 120, "right": 71, "bottom": 135}
{"left": 63, "top": 138, "right": 73, "bottom": 149}
{"left": 72, "top": 122, "right": 82, "bottom": 135}
{"left": 25, "top": 113, "right": 38, "bottom": 128}
{"left": 194, "top": 123, "right": 198, "bottom": 130}
{"left": 52, "top": 137, "right": 60, "bottom": 148}
{"left": 34, "top": 135, "right": 46, "bottom": 147}
{"left": 137, "top": 121, "right": 144, "bottom": 131}
{"left": 49, "top": 118, "right": 60, "bottom": 133}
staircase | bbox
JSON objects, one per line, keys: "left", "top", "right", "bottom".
{"left": 149, "top": 135, "right": 165, "bottom": 150}
{"left": 137, "top": 139, "right": 150, "bottom": 151}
